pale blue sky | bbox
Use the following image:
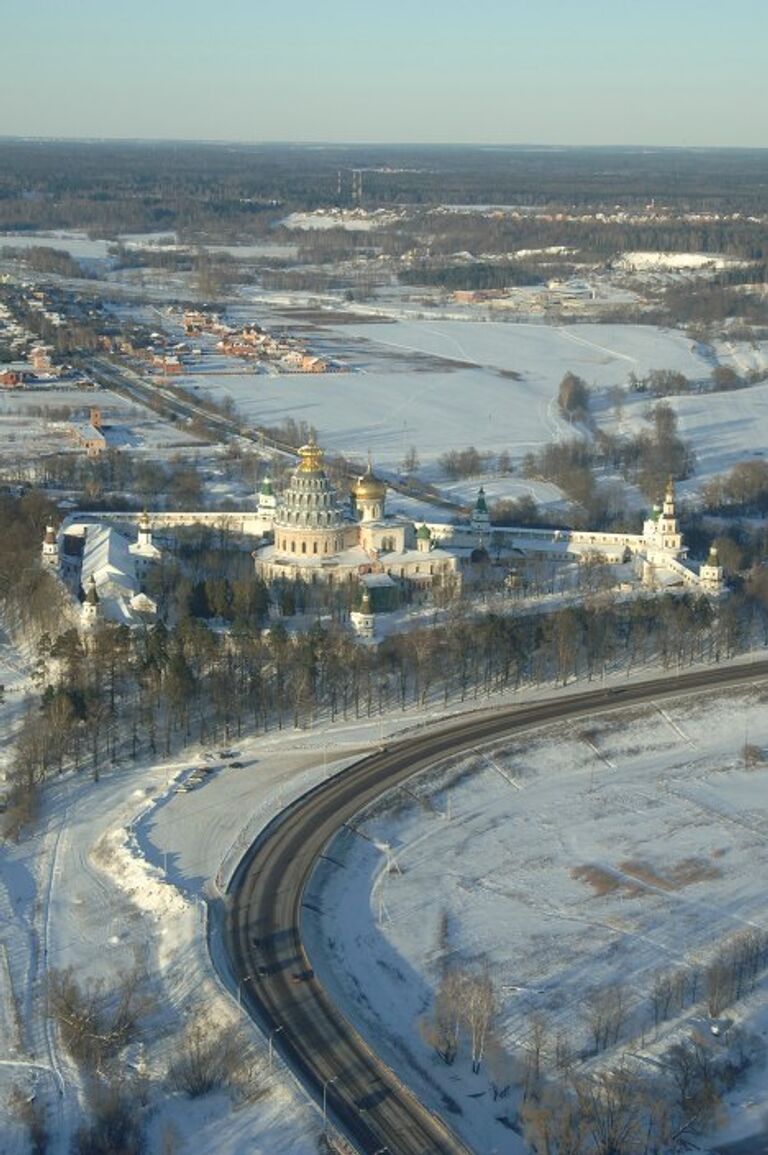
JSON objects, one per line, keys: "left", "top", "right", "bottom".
{"left": 2, "top": 0, "right": 765, "bottom": 146}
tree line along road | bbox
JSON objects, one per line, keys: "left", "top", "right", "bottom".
{"left": 223, "top": 660, "right": 768, "bottom": 1155}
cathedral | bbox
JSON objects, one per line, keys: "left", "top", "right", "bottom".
{"left": 253, "top": 438, "right": 460, "bottom": 605}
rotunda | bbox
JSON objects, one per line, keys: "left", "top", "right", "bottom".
{"left": 272, "top": 438, "right": 357, "bottom": 559}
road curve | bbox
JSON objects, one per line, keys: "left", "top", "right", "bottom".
{"left": 224, "top": 660, "right": 768, "bottom": 1155}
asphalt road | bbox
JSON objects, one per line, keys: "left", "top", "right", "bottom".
{"left": 224, "top": 659, "right": 768, "bottom": 1155}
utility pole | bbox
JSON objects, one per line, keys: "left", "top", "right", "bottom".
{"left": 268, "top": 1024, "right": 284, "bottom": 1072}
{"left": 323, "top": 1074, "right": 339, "bottom": 1132}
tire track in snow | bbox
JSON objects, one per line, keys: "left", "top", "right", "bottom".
{"left": 40, "top": 800, "right": 74, "bottom": 1155}
{"left": 555, "top": 326, "right": 639, "bottom": 367}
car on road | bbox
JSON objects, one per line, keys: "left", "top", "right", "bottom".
{"left": 230, "top": 761, "right": 244, "bottom": 769}
{"left": 290, "top": 969, "right": 315, "bottom": 984}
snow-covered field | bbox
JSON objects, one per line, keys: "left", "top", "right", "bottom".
{"left": 0, "top": 386, "right": 204, "bottom": 471}
{"left": 177, "top": 321, "right": 707, "bottom": 467}
{"left": 281, "top": 209, "right": 403, "bottom": 231}
{"left": 175, "top": 316, "right": 768, "bottom": 498}
{"left": 306, "top": 683, "right": 768, "bottom": 1154}
{"left": 0, "top": 232, "right": 115, "bottom": 261}
{"left": 619, "top": 252, "right": 750, "bottom": 272}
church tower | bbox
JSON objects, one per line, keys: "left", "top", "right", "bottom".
{"left": 138, "top": 510, "right": 152, "bottom": 551}
{"left": 353, "top": 462, "right": 386, "bottom": 523}
{"left": 416, "top": 524, "right": 432, "bottom": 553}
{"left": 657, "top": 478, "right": 684, "bottom": 556}
{"left": 81, "top": 574, "right": 100, "bottom": 629}
{"left": 350, "top": 585, "right": 376, "bottom": 640}
{"left": 644, "top": 478, "right": 684, "bottom": 559}
{"left": 42, "top": 525, "right": 58, "bottom": 569}
{"left": 257, "top": 475, "right": 277, "bottom": 523}
{"left": 129, "top": 511, "right": 160, "bottom": 581}
{"left": 699, "top": 545, "right": 724, "bottom": 594}
{"left": 470, "top": 487, "right": 491, "bottom": 541}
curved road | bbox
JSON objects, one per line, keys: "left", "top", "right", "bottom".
{"left": 224, "top": 660, "right": 768, "bottom": 1154}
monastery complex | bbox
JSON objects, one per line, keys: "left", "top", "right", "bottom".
{"left": 40, "top": 437, "right": 724, "bottom": 638}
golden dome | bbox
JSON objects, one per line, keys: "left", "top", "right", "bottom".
{"left": 354, "top": 463, "right": 386, "bottom": 500}
{"left": 297, "top": 438, "right": 324, "bottom": 473}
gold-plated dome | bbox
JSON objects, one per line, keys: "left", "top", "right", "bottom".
{"left": 354, "top": 463, "right": 386, "bottom": 500}
{"left": 298, "top": 438, "right": 324, "bottom": 473}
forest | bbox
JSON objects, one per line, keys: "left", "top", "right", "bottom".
{"left": 1, "top": 140, "right": 767, "bottom": 241}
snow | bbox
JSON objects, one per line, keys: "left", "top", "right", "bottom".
{"left": 4, "top": 596, "right": 768, "bottom": 1153}
{"left": 0, "top": 629, "right": 405, "bottom": 1155}
{"left": 281, "top": 209, "right": 403, "bottom": 231}
{"left": 594, "top": 371, "right": 768, "bottom": 496}
{"left": 0, "top": 232, "right": 113, "bottom": 261}
{"left": 304, "top": 684, "right": 768, "bottom": 1154}
{"left": 231, "top": 313, "right": 766, "bottom": 496}
{"left": 177, "top": 318, "right": 734, "bottom": 478}
{"left": 0, "top": 386, "right": 199, "bottom": 468}
{"left": 619, "top": 251, "right": 750, "bottom": 271}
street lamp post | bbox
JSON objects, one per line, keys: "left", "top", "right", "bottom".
{"left": 322, "top": 1075, "right": 339, "bottom": 1132}
{"left": 237, "top": 974, "right": 253, "bottom": 1008}
{"left": 268, "top": 1025, "right": 284, "bottom": 1073}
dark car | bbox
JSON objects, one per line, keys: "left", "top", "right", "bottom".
{"left": 290, "top": 968, "right": 315, "bottom": 984}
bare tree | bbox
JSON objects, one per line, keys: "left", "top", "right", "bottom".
{"left": 48, "top": 966, "right": 152, "bottom": 1070}
{"left": 523, "top": 1014, "right": 549, "bottom": 1101}
{"left": 650, "top": 971, "right": 673, "bottom": 1028}
{"left": 167, "top": 1011, "right": 252, "bottom": 1097}
{"left": 462, "top": 967, "right": 497, "bottom": 1074}
{"left": 522, "top": 1081, "right": 589, "bottom": 1155}
{"left": 666, "top": 1035, "right": 722, "bottom": 1138}
{"left": 402, "top": 446, "right": 420, "bottom": 474}
{"left": 587, "top": 983, "right": 627, "bottom": 1053}
{"left": 72, "top": 1076, "right": 144, "bottom": 1155}
{"left": 420, "top": 969, "right": 464, "bottom": 1065}
{"left": 705, "top": 959, "right": 733, "bottom": 1018}
{"left": 573, "top": 1066, "right": 645, "bottom": 1155}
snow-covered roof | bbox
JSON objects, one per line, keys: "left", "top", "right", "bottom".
{"left": 77, "top": 522, "right": 136, "bottom": 594}
{"left": 64, "top": 521, "right": 156, "bottom": 626}
{"left": 360, "top": 573, "right": 398, "bottom": 589}
{"left": 70, "top": 422, "right": 106, "bottom": 444}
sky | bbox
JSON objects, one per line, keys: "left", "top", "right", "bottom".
{"left": 2, "top": 0, "right": 766, "bottom": 147}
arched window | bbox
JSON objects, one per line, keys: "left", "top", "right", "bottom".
{"left": 301, "top": 541, "right": 306, "bottom": 554}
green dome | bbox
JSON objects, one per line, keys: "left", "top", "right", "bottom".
{"left": 416, "top": 524, "right": 431, "bottom": 541}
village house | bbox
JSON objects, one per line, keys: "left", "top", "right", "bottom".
{"left": 69, "top": 406, "right": 107, "bottom": 456}
{"left": 0, "top": 364, "right": 32, "bottom": 388}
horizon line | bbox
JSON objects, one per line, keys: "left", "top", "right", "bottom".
{"left": 1, "top": 135, "right": 767, "bottom": 153}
